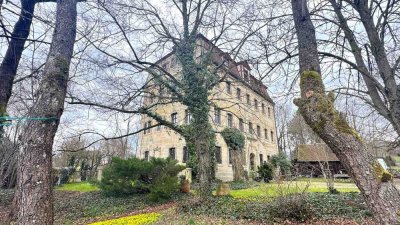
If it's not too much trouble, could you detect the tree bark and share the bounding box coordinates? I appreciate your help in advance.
[0,0,36,134]
[291,0,400,224]
[231,149,245,182]
[188,107,214,197]
[16,0,77,224]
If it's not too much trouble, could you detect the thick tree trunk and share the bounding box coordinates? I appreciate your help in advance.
[291,0,400,224]
[190,112,214,197]
[231,149,245,182]
[0,0,36,189]
[16,0,77,224]
[0,0,36,134]
[177,37,214,198]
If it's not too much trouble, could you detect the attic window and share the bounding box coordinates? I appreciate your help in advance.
[243,69,249,82]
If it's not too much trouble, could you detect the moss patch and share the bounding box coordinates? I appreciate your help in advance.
[372,160,393,182]
[298,70,362,141]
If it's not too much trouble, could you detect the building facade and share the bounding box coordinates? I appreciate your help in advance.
[137,35,279,181]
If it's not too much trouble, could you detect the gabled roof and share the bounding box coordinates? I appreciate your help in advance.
[295,144,339,162]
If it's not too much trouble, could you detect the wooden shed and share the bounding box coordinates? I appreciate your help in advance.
[293,144,346,177]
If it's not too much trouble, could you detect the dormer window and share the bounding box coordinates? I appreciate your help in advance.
[243,69,249,82]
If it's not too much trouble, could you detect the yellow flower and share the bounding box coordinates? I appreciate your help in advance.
[89,212,160,225]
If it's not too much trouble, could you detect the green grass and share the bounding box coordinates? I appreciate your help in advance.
[230,180,359,201]
[56,182,99,192]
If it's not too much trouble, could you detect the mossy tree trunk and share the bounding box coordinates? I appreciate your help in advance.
[15,0,77,224]
[231,148,245,182]
[291,0,400,224]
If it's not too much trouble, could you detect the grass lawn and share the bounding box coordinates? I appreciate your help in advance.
[55,182,99,192]
[230,180,359,201]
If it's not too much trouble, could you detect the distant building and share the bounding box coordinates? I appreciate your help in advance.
[293,144,346,176]
[136,34,279,181]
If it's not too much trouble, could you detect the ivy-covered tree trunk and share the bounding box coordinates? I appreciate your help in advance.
[291,0,400,224]
[221,128,246,182]
[176,37,215,197]
[15,0,77,224]
[231,149,245,182]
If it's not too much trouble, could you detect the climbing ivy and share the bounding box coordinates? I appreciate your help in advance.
[221,128,245,151]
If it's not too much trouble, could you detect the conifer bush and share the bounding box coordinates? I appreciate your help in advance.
[99,157,185,201]
[257,162,273,182]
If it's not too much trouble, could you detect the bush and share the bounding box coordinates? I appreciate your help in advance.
[147,158,185,201]
[257,162,273,182]
[99,157,185,201]
[270,153,292,174]
[267,194,314,222]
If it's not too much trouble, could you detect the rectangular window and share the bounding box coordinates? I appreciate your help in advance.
[262,103,265,113]
[159,86,164,98]
[236,88,241,101]
[249,122,253,134]
[226,81,231,94]
[144,151,149,161]
[254,99,258,111]
[214,107,221,124]
[270,131,274,142]
[215,146,222,164]
[239,118,244,131]
[227,113,233,128]
[144,121,152,134]
[169,148,176,160]
[257,125,261,137]
[185,109,192,124]
[259,154,264,166]
[264,129,268,140]
[246,94,250,105]
[183,146,190,163]
[268,107,271,118]
[267,155,271,161]
[243,70,249,82]
[171,113,178,125]
[229,148,233,164]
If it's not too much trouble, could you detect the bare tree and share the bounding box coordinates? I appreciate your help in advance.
[0,0,36,133]
[315,0,400,139]
[15,0,78,223]
[291,0,400,223]
[68,0,269,197]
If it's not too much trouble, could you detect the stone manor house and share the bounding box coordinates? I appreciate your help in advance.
[137,34,279,181]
